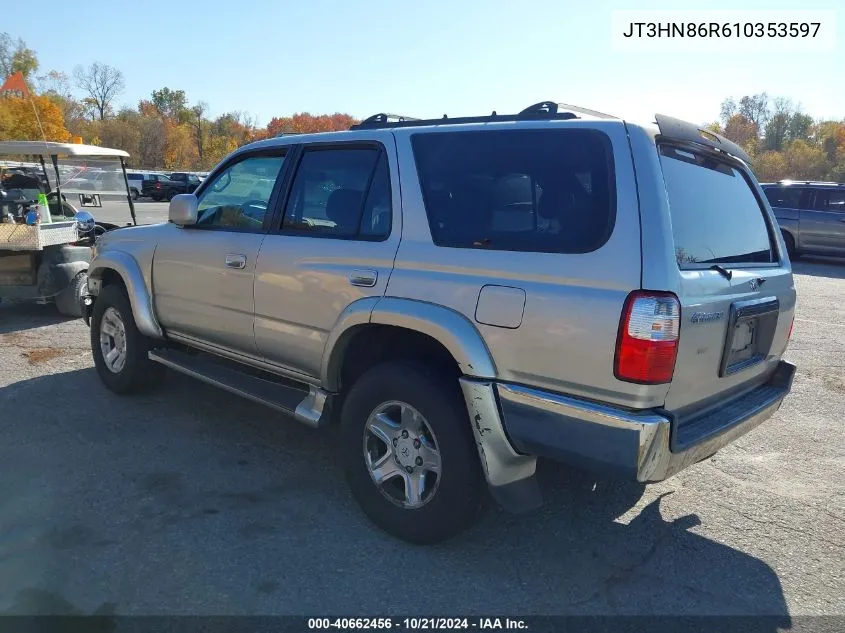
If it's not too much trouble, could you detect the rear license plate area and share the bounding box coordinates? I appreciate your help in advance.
[719,297,780,377]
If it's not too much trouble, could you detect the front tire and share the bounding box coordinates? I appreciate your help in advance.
[782,231,799,260]
[90,284,163,394]
[340,362,485,544]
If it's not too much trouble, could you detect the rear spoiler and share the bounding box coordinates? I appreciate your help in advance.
[655,113,752,166]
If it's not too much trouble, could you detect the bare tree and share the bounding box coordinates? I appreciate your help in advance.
[738,93,770,130]
[73,62,125,121]
[190,101,208,166]
[719,98,737,127]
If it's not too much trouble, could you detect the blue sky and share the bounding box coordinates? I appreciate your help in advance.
[6,0,843,126]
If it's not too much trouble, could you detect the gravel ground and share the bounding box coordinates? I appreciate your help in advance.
[0,258,843,621]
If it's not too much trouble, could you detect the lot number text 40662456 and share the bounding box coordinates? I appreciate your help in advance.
[307,618,528,630]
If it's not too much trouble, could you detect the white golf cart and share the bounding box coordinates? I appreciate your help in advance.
[0,141,137,316]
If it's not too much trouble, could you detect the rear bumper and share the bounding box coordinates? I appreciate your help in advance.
[494,360,795,483]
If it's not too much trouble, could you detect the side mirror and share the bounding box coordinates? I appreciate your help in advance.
[169,193,198,226]
[74,210,96,233]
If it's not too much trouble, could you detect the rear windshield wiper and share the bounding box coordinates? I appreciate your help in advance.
[710,264,733,280]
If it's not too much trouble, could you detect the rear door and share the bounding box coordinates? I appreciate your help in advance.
[657,144,796,415]
[801,188,845,254]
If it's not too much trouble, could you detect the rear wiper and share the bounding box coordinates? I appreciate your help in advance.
[710,264,733,281]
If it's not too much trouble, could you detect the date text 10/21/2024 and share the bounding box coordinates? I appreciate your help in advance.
[307,618,529,630]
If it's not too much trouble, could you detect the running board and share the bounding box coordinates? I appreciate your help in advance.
[148,348,332,428]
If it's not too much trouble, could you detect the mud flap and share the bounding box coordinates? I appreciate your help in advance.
[459,377,542,513]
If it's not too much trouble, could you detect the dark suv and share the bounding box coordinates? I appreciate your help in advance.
[762,181,845,258]
[167,172,202,194]
[139,173,172,200]
[142,172,202,201]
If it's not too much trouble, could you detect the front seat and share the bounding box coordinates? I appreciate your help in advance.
[325,189,364,235]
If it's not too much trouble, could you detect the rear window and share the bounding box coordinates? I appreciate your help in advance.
[659,145,775,266]
[412,129,615,253]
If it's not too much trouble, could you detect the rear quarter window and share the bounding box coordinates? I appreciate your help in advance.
[412,129,616,254]
[659,145,775,266]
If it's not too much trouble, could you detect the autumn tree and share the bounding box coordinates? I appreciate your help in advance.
[265,112,357,137]
[784,139,827,179]
[137,116,167,168]
[97,109,143,161]
[723,114,758,149]
[752,151,789,182]
[73,62,125,121]
[151,87,188,121]
[0,95,70,141]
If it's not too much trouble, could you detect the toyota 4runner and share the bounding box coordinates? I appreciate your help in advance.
[82,102,797,544]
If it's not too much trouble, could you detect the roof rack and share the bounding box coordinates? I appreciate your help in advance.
[777,179,845,186]
[349,101,616,130]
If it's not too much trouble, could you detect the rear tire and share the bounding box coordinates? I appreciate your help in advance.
[340,361,485,544]
[782,231,798,260]
[55,271,87,317]
[90,284,163,394]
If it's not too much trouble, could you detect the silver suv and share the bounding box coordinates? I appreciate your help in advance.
[82,102,797,544]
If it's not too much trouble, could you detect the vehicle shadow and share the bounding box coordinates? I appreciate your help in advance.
[0,368,791,623]
[0,302,76,335]
[792,256,845,280]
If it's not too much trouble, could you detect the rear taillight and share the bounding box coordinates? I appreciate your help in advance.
[787,316,794,340]
[155,182,161,189]
[614,291,681,384]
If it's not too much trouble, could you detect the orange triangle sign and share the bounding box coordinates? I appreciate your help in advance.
[0,72,30,97]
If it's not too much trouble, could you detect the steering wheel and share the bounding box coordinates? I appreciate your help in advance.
[46,191,78,218]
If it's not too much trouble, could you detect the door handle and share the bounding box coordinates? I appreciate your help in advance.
[225,254,247,269]
[348,269,378,287]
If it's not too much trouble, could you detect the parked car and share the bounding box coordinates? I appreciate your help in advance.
[167,172,202,194]
[762,180,845,258]
[126,173,162,199]
[82,102,796,544]
[63,169,126,193]
[140,173,177,201]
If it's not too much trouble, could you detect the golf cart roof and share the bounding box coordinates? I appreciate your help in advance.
[0,141,129,159]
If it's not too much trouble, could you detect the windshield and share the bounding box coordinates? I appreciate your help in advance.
[51,157,132,224]
[659,145,775,266]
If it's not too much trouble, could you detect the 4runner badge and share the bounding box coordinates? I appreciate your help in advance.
[690,311,724,324]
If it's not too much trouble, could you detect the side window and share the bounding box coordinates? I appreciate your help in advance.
[809,190,829,211]
[196,153,285,230]
[412,129,615,253]
[282,146,390,239]
[764,186,801,209]
[818,190,845,213]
